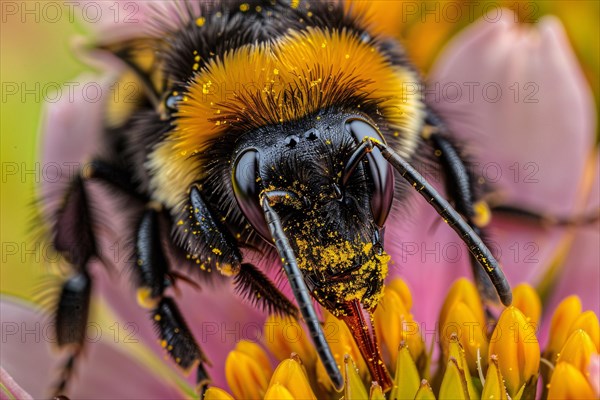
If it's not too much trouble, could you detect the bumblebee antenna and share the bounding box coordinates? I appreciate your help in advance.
[364,138,512,306]
[260,192,344,391]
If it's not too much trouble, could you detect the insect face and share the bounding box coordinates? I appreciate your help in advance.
[232,109,396,387]
[232,111,394,314]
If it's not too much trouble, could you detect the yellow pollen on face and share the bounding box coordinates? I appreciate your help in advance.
[239,3,250,12]
[195,17,206,27]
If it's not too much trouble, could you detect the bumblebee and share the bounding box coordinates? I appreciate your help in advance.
[46,0,512,395]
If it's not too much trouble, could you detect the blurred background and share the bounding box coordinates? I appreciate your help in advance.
[1,0,598,337]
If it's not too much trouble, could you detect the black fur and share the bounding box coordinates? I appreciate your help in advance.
[159,0,371,85]
[52,177,97,269]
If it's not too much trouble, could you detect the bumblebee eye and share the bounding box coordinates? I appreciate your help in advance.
[165,91,184,113]
[345,119,395,227]
[232,149,271,240]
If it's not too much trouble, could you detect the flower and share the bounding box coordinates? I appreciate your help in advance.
[197,278,600,399]
[2,3,597,399]
[3,279,599,399]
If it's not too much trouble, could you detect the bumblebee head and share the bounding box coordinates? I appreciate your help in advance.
[231,110,394,315]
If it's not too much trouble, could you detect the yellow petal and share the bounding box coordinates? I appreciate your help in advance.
[438,358,469,400]
[570,311,600,352]
[268,356,316,400]
[203,387,234,400]
[264,315,316,365]
[548,362,596,399]
[439,279,487,373]
[447,335,479,399]
[344,355,369,400]
[546,295,582,356]
[316,311,367,389]
[374,289,423,366]
[511,284,542,327]
[557,329,598,374]
[264,383,295,400]
[369,382,385,400]
[235,340,272,375]
[488,306,540,398]
[225,344,270,399]
[441,301,488,373]
[414,380,436,400]
[387,278,413,310]
[390,345,420,400]
[439,278,486,332]
[481,355,508,400]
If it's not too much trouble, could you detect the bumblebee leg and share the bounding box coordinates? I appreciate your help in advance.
[488,204,600,228]
[51,175,97,395]
[135,207,210,393]
[50,160,144,395]
[183,186,299,317]
[424,120,503,304]
[233,263,299,318]
[174,185,243,275]
[53,271,91,395]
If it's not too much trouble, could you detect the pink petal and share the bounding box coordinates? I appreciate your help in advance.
[0,297,183,399]
[72,0,154,42]
[1,367,33,400]
[539,150,600,346]
[72,1,205,43]
[427,12,595,215]
[92,263,267,389]
[386,10,596,330]
[39,73,111,204]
